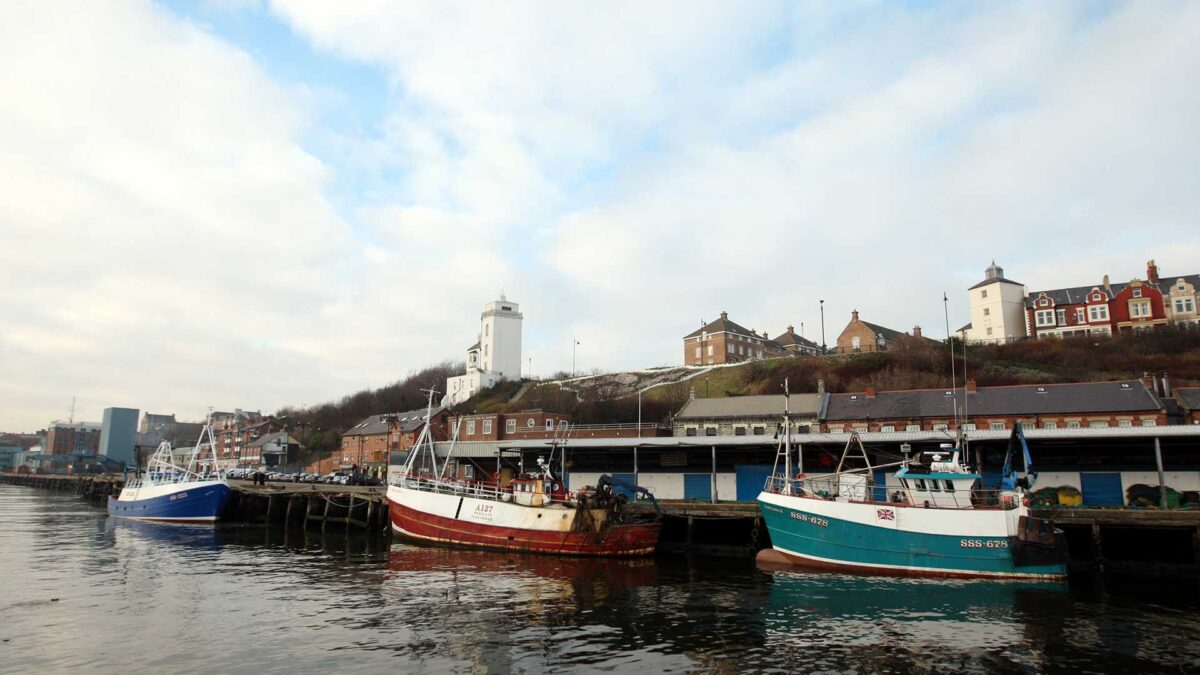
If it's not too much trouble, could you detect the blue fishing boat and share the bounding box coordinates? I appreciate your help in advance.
[758,423,1067,580]
[108,417,231,523]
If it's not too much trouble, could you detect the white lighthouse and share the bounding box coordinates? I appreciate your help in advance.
[445,294,524,405]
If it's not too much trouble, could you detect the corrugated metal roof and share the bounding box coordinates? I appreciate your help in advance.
[825,380,1162,421]
[676,394,824,419]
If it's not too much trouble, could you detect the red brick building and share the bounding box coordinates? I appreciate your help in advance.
[452,410,571,442]
[683,312,787,365]
[45,422,101,455]
[340,407,453,472]
[1026,260,1199,338]
[822,379,1166,433]
[1176,388,1200,425]
[835,310,930,355]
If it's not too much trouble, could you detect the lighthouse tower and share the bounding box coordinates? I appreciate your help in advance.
[445,294,524,405]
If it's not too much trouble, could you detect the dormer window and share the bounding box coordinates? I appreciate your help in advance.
[1039,298,1050,307]
[1133,288,1142,298]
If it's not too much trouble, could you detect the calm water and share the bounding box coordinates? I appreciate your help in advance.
[2,485,1199,674]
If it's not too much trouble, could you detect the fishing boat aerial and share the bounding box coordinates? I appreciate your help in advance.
[386,390,661,556]
[757,418,1068,580]
[107,415,232,523]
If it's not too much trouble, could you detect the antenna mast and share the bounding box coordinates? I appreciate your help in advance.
[943,293,959,435]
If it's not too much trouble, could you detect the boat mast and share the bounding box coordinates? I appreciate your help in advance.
[783,378,792,484]
[942,292,960,445]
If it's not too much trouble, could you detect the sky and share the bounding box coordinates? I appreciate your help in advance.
[2,1,1199,432]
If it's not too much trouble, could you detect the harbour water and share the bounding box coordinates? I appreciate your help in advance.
[2,484,1199,674]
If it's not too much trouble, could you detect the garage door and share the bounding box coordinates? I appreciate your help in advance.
[683,474,712,501]
[735,465,774,502]
[1081,472,1124,507]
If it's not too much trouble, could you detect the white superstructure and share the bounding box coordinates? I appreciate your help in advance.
[445,294,524,405]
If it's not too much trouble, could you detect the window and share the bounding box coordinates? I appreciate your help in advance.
[961,423,977,431]
[704,427,717,436]
[1175,297,1196,314]
[483,420,493,434]
[466,420,476,435]
[505,419,516,434]
[685,427,697,437]
[986,327,993,336]
[526,418,535,428]
[1088,420,1109,428]
[944,480,956,492]
[928,480,941,492]
[932,424,949,431]
[915,479,927,491]
[881,425,896,433]
[753,426,765,435]
[1133,288,1142,298]
[981,289,988,299]
[1056,309,1066,325]
[1066,421,1081,429]
[1088,305,1109,322]
[1076,308,1085,322]
[983,308,990,316]
[707,344,713,356]
[1130,301,1151,318]
[906,424,920,432]
[727,343,734,353]
[851,336,861,352]
[989,422,1006,430]
[694,347,700,359]
[1142,419,1158,427]
[1117,420,1132,428]
[1039,297,1050,307]
[1035,309,1055,327]
[546,419,554,430]
[1043,421,1057,430]
[734,427,746,436]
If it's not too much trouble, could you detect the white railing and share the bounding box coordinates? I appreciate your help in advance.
[763,475,1018,510]
[392,474,582,507]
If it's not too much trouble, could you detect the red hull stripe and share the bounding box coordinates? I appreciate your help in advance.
[389,500,659,557]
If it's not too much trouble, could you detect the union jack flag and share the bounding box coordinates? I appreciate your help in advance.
[876,508,895,521]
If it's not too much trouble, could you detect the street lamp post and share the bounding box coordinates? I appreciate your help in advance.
[572,339,580,377]
[819,299,826,355]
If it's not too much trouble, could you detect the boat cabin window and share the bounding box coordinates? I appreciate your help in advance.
[944,480,955,492]
[900,479,909,489]
[927,480,941,492]
[914,479,926,491]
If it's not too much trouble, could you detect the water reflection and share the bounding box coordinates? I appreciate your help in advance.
[3,485,1200,674]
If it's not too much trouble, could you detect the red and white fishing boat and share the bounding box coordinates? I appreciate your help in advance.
[386,391,661,557]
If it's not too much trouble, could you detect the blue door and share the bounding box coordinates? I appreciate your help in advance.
[683,474,712,501]
[735,465,774,502]
[610,473,636,500]
[1081,472,1124,506]
[873,469,889,502]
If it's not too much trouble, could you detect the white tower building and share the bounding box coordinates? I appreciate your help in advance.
[445,294,524,405]
[963,261,1028,343]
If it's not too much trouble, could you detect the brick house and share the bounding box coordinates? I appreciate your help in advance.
[45,422,102,455]
[682,312,786,365]
[771,325,820,356]
[822,379,1166,432]
[835,310,928,354]
[1026,260,1200,339]
[340,407,453,472]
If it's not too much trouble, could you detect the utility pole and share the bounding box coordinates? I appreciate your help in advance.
[819,300,826,355]
[572,339,580,377]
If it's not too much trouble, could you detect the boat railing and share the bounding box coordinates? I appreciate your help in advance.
[763,474,1020,510]
[392,474,579,507]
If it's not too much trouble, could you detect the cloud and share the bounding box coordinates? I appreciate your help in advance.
[3,0,1199,430]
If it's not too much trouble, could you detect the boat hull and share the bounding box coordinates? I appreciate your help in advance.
[107,481,232,523]
[758,491,1066,580]
[388,485,659,556]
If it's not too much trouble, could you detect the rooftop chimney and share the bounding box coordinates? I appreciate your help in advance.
[761,330,769,339]
[1161,372,1171,397]
[1147,259,1160,284]
[865,386,876,399]
[720,311,728,320]
[787,325,794,334]
[966,378,977,393]
[912,325,922,338]
[1142,371,1155,393]
[1102,274,1110,292]
[851,309,859,320]
[817,379,826,395]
